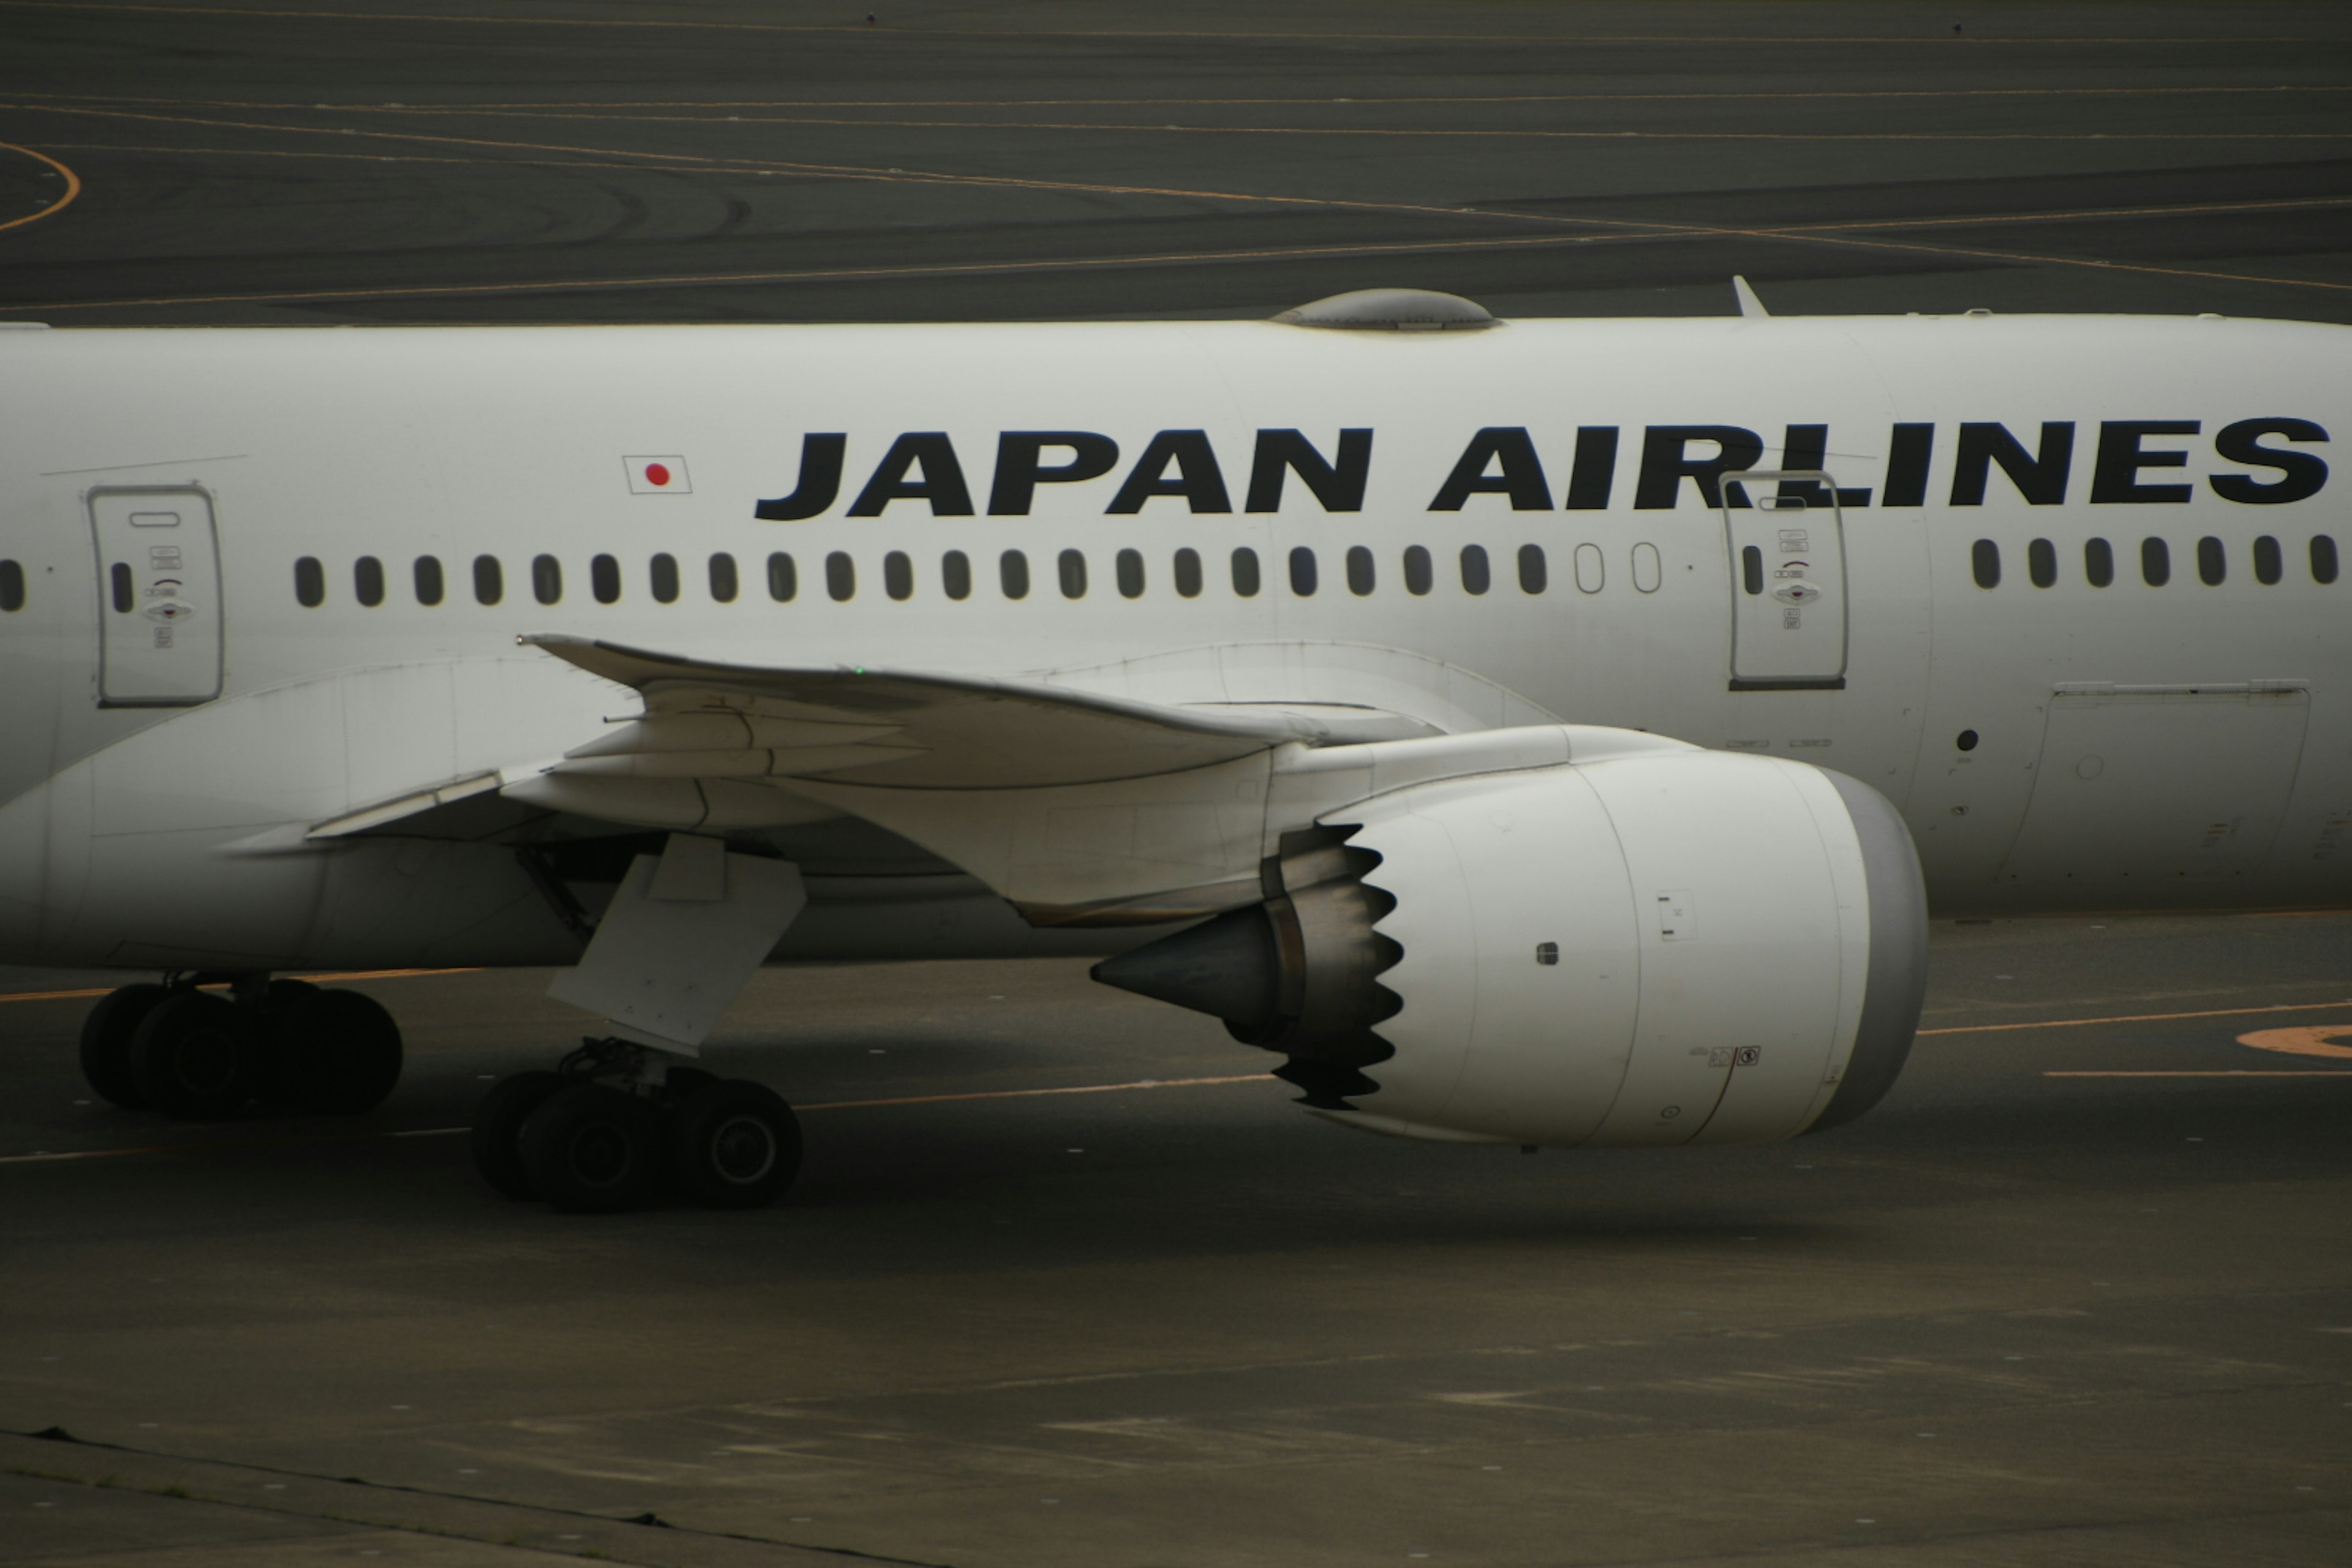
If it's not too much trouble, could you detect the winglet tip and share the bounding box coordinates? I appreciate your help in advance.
[1732,275,1770,319]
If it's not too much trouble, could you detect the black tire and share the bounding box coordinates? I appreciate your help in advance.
[471,1070,562,1200]
[128,991,257,1120]
[78,984,171,1109]
[518,1084,663,1214]
[671,1079,801,1210]
[250,979,323,1108]
[274,987,403,1114]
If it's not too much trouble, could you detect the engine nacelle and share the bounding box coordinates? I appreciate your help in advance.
[1094,747,1926,1147]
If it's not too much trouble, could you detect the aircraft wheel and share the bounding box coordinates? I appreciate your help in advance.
[128,991,257,1120]
[671,1079,801,1210]
[470,1070,562,1200]
[518,1084,663,1214]
[274,987,404,1114]
[250,979,322,1108]
[78,983,172,1109]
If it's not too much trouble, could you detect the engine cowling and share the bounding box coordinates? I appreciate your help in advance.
[1093,748,1926,1147]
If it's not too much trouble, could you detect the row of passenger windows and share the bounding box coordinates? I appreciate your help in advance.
[0,559,23,612]
[1970,533,2339,589]
[292,543,1669,608]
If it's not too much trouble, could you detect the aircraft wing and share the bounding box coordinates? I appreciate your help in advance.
[519,633,1348,790]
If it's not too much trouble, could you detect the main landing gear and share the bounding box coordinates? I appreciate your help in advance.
[471,1038,802,1214]
[78,974,403,1120]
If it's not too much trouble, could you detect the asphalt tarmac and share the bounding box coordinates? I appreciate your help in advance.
[1,2,2350,326]
[5,913,2352,1567]
[5,2,2352,1563]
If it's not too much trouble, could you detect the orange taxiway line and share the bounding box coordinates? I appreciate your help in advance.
[0,141,79,235]
[1918,999,2352,1036]
[2044,1070,2352,1078]
[0,967,481,1004]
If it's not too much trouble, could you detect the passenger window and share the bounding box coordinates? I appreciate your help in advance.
[1116,548,1145,599]
[2028,538,2056,588]
[1741,545,1763,595]
[473,554,502,606]
[1172,547,1203,598]
[413,555,444,606]
[354,555,385,607]
[1517,543,1547,594]
[650,552,679,604]
[2312,535,2339,584]
[111,562,132,612]
[1288,546,1317,597]
[2196,536,2225,587]
[295,556,325,607]
[592,554,621,603]
[884,550,914,601]
[1572,543,1602,594]
[943,549,972,601]
[532,553,562,605]
[0,559,21,612]
[1000,549,1030,600]
[1460,544,1490,595]
[1403,545,1433,596]
[1345,545,1374,596]
[709,552,739,603]
[1631,542,1662,594]
[1058,548,1088,599]
[2254,535,2283,586]
[2141,537,2170,587]
[1231,547,1261,597]
[826,551,856,601]
[1970,539,2000,589]
[766,551,797,602]
[2084,537,2114,587]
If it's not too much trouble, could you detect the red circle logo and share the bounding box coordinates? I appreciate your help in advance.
[644,462,672,487]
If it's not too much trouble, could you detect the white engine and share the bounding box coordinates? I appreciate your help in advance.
[1094,745,1927,1147]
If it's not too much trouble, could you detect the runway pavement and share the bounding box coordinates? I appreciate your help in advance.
[1,2,2350,325]
[5,2,2352,1562]
[4,912,2352,1566]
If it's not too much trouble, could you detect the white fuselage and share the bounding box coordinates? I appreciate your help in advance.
[1,312,2345,971]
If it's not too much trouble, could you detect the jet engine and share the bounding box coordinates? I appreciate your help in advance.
[1094,747,1926,1146]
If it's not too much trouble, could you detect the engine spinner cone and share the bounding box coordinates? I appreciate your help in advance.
[1090,905,1279,1028]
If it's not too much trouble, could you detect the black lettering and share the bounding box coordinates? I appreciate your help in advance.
[1430,427,1552,511]
[2210,417,2329,505]
[987,431,1118,515]
[1563,426,1618,510]
[1776,424,1872,508]
[1107,430,1232,513]
[2090,420,2198,503]
[1634,425,1764,509]
[1950,422,2074,507]
[846,432,974,517]
[755,433,848,520]
[1883,423,1934,507]
[1245,428,1371,512]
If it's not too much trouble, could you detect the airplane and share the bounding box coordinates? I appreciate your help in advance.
[0,283,2341,1212]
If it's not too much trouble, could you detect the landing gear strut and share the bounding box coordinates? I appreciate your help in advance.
[76,974,404,1120]
[472,1039,802,1213]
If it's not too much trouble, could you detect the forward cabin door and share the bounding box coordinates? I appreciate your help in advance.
[1723,469,1848,691]
[90,486,224,707]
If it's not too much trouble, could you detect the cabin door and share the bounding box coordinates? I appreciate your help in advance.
[1723,470,1848,691]
[90,486,224,707]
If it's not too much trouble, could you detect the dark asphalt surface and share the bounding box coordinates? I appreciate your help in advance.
[4,914,2352,1566]
[5,3,2352,1563]
[1,2,2349,325]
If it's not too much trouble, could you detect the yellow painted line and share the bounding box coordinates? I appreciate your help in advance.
[26,85,2352,111]
[0,141,78,235]
[2045,1071,2352,1078]
[799,1072,1276,1111]
[0,3,2329,46]
[0,1074,1278,1166]
[2237,1026,2352,1060]
[0,967,481,1003]
[1918,1000,2352,1036]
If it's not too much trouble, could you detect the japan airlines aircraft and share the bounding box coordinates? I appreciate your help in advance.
[1,286,2343,1211]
